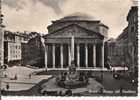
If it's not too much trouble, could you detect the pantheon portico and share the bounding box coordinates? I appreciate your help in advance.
[43,13,108,70]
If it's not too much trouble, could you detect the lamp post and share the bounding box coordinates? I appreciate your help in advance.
[0,0,2,97]
[0,63,2,97]
[0,0,6,97]
[0,0,5,65]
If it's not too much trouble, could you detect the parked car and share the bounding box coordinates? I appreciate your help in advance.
[0,64,8,69]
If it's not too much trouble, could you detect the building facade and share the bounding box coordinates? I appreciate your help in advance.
[44,13,109,70]
[0,26,4,65]
[4,31,29,65]
[21,32,45,68]
[0,2,4,65]
[106,38,116,66]
[126,6,138,72]
[115,27,129,66]
[110,6,138,72]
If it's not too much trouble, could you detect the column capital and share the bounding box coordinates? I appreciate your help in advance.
[93,43,96,46]
[52,43,56,46]
[60,43,63,46]
[85,43,88,46]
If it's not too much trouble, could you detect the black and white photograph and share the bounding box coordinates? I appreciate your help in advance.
[0,0,139,98]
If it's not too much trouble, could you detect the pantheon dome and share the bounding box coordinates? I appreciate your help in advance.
[59,12,95,21]
[47,12,108,38]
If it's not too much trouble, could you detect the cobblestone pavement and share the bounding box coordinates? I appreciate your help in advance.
[1,69,137,96]
[41,77,103,94]
[1,66,52,91]
[101,72,137,91]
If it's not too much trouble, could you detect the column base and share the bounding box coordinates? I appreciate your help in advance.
[46,67,108,71]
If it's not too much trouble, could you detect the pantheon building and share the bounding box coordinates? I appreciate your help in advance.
[43,13,109,70]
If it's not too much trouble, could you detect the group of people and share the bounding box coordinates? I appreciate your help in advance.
[60,72,67,81]
[58,89,72,96]
[59,72,89,82]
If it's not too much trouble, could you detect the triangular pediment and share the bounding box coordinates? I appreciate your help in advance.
[45,24,104,39]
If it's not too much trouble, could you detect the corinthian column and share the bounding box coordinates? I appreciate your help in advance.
[45,45,48,69]
[52,44,55,68]
[60,44,63,68]
[68,45,71,66]
[85,44,88,68]
[71,35,74,62]
[93,44,96,68]
[77,44,80,67]
[102,42,104,68]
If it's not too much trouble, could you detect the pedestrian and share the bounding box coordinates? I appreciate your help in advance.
[113,69,115,74]
[4,74,7,78]
[101,72,104,83]
[6,83,9,90]
[113,89,115,94]
[14,74,17,80]
[99,87,104,94]
[59,91,63,96]
[29,74,31,79]
[120,87,123,96]
[65,89,72,96]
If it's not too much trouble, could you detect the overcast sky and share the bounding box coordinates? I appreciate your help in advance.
[2,0,137,38]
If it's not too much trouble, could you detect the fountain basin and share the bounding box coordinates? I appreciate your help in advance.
[55,72,89,89]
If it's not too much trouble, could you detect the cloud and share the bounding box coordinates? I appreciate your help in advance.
[2,0,66,14]
[2,0,134,38]
[62,0,133,38]
[2,0,60,33]
[34,0,66,15]
[2,0,26,11]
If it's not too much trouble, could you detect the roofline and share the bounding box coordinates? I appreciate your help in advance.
[116,30,128,40]
[48,20,108,30]
[44,23,104,38]
[127,6,138,21]
[52,20,101,24]
[4,30,29,38]
[99,23,109,29]
[48,20,107,30]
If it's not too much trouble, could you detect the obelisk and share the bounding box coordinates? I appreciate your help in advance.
[69,35,76,73]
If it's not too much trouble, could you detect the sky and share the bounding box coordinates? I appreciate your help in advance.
[1,0,137,38]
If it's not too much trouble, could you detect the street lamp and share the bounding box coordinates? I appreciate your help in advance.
[0,0,6,97]
[0,0,5,66]
[0,63,6,96]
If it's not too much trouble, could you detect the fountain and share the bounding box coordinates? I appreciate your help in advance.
[55,35,89,89]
